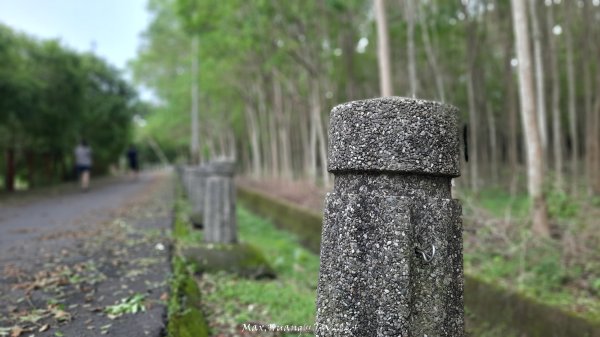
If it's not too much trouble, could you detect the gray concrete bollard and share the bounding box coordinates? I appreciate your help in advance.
[316,97,463,337]
[182,166,194,197]
[202,160,237,244]
[188,165,208,224]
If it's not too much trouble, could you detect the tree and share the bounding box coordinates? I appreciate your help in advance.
[374,0,393,96]
[510,0,550,236]
[404,0,418,97]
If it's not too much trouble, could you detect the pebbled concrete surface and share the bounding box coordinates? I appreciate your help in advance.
[0,171,173,337]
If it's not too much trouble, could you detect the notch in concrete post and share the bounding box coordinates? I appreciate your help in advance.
[316,97,463,336]
[202,160,237,244]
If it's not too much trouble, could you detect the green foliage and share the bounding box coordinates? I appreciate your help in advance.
[104,293,147,317]
[546,189,580,219]
[473,188,531,219]
[0,23,139,188]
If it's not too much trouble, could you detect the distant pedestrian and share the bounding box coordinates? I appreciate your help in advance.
[75,140,92,190]
[127,145,139,179]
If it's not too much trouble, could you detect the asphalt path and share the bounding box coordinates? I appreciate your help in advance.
[0,171,173,337]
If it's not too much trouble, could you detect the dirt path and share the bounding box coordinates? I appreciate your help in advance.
[0,171,173,337]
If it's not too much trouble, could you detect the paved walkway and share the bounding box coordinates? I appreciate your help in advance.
[0,171,173,337]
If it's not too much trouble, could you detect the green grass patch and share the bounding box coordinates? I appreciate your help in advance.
[463,187,531,219]
[198,206,319,334]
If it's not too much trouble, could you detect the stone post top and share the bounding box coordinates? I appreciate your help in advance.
[328,96,461,177]
[194,160,235,176]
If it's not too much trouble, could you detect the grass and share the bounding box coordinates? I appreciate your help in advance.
[460,186,600,322]
[197,206,319,335]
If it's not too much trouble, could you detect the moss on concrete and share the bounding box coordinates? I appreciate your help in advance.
[183,242,276,279]
[167,256,209,337]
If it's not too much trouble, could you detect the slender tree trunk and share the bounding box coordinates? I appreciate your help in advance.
[26,150,35,188]
[5,147,15,192]
[308,79,329,186]
[244,105,261,178]
[528,0,548,154]
[268,98,279,178]
[592,62,600,194]
[547,2,563,190]
[565,1,578,193]
[273,75,292,179]
[583,1,595,195]
[417,2,444,101]
[374,0,393,96]
[486,102,499,185]
[190,36,200,164]
[511,0,550,237]
[299,91,312,180]
[405,0,418,97]
[465,16,479,192]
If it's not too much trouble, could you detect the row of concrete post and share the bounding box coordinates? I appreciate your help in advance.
[178,160,237,244]
[177,97,464,336]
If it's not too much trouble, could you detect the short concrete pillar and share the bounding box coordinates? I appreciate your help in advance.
[316,97,463,336]
[188,165,208,222]
[202,160,237,244]
[182,166,194,197]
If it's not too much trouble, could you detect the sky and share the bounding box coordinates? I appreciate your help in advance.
[0,0,151,72]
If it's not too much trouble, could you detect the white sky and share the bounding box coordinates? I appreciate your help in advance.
[0,0,150,72]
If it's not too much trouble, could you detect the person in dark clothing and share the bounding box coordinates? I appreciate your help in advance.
[75,140,92,190]
[127,145,139,178]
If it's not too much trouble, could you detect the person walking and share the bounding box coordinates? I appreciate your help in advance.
[75,140,92,190]
[127,144,139,179]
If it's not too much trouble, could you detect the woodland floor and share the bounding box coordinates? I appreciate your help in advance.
[0,171,173,337]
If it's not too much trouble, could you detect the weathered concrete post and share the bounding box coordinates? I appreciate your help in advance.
[202,160,237,244]
[316,97,463,336]
[182,166,194,197]
[188,165,208,226]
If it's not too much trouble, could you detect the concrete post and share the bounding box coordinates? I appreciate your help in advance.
[202,160,237,244]
[181,166,194,197]
[188,165,208,223]
[316,97,463,336]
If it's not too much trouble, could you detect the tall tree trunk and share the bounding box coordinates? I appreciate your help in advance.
[592,56,600,194]
[256,84,272,177]
[374,0,393,96]
[465,13,479,192]
[268,98,279,178]
[190,36,200,164]
[417,1,444,101]
[565,1,578,193]
[244,104,261,178]
[486,102,499,185]
[583,0,595,195]
[405,0,418,97]
[308,79,329,186]
[5,147,15,192]
[528,0,548,154]
[547,2,563,190]
[273,74,292,179]
[511,0,550,236]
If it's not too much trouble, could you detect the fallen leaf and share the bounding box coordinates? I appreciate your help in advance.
[10,326,23,337]
[39,324,50,332]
